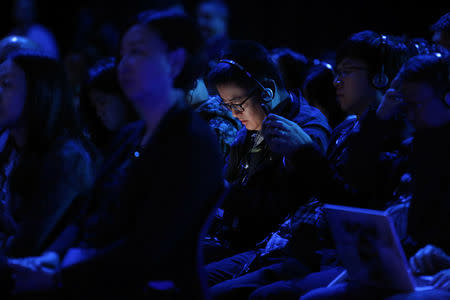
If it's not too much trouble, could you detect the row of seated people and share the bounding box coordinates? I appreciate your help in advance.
[0,7,448,300]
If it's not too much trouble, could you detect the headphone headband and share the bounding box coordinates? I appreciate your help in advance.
[219,59,274,102]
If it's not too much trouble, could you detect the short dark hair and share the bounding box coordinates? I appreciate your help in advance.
[270,47,311,91]
[196,0,229,19]
[336,30,410,89]
[131,9,207,91]
[207,40,285,92]
[394,53,449,94]
[430,12,450,33]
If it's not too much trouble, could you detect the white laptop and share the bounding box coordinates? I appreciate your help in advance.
[323,204,433,292]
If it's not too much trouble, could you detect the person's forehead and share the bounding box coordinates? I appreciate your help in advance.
[217,83,250,102]
[336,57,367,69]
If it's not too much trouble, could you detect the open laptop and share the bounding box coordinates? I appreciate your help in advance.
[323,204,433,292]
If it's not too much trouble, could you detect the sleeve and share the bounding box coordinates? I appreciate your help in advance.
[337,109,408,209]
[5,140,94,257]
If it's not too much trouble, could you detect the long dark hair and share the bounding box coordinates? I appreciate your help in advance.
[4,50,94,205]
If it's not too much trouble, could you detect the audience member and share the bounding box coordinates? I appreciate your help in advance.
[10,0,60,59]
[430,12,450,50]
[301,52,450,300]
[79,57,138,154]
[302,63,347,128]
[270,47,312,92]
[0,50,97,258]
[8,9,223,299]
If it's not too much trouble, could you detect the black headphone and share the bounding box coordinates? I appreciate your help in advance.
[219,59,274,102]
[372,34,390,90]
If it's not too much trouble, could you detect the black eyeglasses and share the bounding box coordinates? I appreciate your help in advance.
[220,87,258,112]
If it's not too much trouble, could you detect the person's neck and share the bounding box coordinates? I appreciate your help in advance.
[10,125,26,150]
[137,88,183,146]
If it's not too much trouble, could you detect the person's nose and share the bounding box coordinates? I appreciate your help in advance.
[333,74,343,88]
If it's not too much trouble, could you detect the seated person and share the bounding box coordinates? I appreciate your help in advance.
[202,40,331,263]
[79,57,138,155]
[301,53,450,300]
[6,9,224,299]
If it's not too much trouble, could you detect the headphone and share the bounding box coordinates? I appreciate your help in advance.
[372,34,390,90]
[219,59,274,103]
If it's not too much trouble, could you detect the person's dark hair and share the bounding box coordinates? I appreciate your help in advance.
[336,30,410,91]
[79,57,138,149]
[270,47,311,91]
[196,0,229,19]
[406,37,449,57]
[394,53,449,95]
[0,35,41,61]
[3,50,84,154]
[302,64,346,128]
[430,12,450,33]
[2,49,94,205]
[123,9,207,92]
[207,40,285,93]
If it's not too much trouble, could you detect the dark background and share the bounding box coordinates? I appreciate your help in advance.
[0,0,448,61]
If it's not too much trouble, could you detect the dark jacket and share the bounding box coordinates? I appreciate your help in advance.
[2,138,96,257]
[405,123,450,255]
[58,102,224,297]
[218,91,331,253]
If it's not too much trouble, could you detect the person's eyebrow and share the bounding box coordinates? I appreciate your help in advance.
[221,95,246,103]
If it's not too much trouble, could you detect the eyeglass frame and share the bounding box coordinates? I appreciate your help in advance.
[219,86,259,112]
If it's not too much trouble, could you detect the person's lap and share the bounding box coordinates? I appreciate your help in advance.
[249,267,345,300]
[210,257,312,300]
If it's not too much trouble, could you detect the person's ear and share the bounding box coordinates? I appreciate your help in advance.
[167,48,187,79]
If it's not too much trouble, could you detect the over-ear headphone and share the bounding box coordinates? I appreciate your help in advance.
[372,34,390,90]
[219,59,274,103]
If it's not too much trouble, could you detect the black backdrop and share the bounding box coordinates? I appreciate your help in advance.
[0,0,448,61]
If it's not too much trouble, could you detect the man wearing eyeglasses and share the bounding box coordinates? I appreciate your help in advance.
[201,40,331,295]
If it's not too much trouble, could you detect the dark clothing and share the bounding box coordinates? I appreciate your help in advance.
[214,91,331,256]
[56,103,224,298]
[1,138,96,257]
[46,120,146,257]
[326,109,412,210]
[405,123,450,254]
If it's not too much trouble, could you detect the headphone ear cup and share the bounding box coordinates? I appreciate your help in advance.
[262,88,274,102]
[444,91,450,107]
[372,73,389,89]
